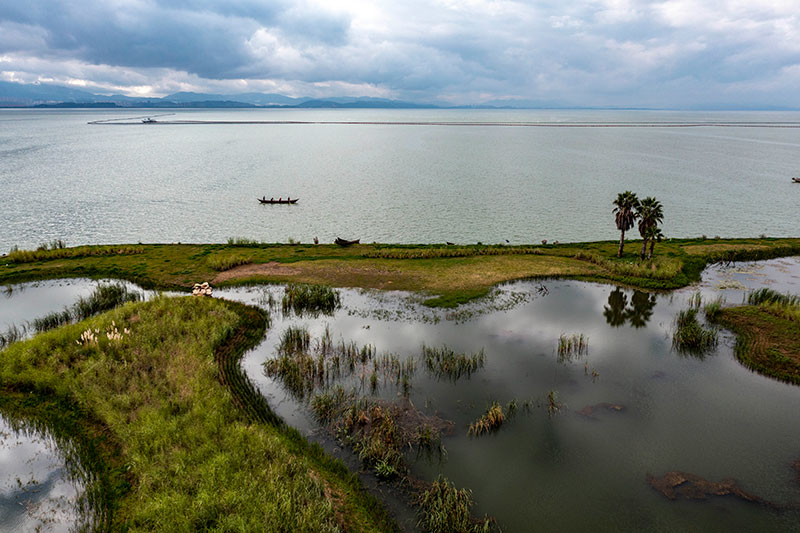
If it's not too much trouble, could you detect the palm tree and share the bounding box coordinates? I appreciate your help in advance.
[644,226,664,259]
[612,191,640,257]
[636,197,664,259]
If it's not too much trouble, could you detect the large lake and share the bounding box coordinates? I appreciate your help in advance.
[2,108,800,252]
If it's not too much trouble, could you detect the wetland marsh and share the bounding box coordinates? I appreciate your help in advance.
[1,257,799,531]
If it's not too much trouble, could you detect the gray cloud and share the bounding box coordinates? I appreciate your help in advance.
[1,1,799,106]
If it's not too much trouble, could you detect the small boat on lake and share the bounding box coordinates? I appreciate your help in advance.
[142,117,157,124]
[793,177,800,183]
[334,237,360,246]
[258,197,299,204]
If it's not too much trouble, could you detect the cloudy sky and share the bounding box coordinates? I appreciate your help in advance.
[1,0,798,107]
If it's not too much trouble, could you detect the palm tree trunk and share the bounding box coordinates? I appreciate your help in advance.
[618,230,625,257]
[640,239,647,260]
[648,240,655,259]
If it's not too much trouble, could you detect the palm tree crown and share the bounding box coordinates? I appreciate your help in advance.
[636,197,664,259]
[612,191,640,257]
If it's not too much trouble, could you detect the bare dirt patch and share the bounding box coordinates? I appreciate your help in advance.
[212,262,300,283]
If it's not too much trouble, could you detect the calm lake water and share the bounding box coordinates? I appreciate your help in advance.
[2,108,800,252]
[1,260,800,531]
[216,257,800,532]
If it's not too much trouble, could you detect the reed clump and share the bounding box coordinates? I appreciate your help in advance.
[282,283,341,317]
[416,475,495,533]
[672,308,718,355]
[266,326,395,398]
[557,333,588,361]
[468,401,505,437]
[206,253,253,271]
[5,244,144,263]
[310,389,445,479]
[422,344,485,381]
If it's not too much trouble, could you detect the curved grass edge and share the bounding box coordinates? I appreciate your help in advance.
[713,306,800,386]
[0,297,398,531]
[213,299,399,530]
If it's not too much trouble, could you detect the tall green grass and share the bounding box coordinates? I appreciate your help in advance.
[416,476,495,533]
[672,308,718,355]
[4,244,144,263]
[282,283,341,317]
[747,288,800,322]
[573,250,682,280]
[0,297,390,530]
[206,253,253,271]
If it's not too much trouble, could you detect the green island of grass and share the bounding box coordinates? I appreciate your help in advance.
[0,296,395,531]
[3,237,800,307]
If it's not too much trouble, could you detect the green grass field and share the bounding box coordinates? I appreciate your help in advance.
[0,296,395,531]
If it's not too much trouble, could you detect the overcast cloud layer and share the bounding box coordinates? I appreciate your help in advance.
[1,0,799,107]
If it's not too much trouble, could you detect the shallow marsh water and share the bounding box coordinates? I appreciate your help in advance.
[0,416,89,532]
[1,262,799,531]
[218,257,800,531]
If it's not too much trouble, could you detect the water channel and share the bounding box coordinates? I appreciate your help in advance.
[1,260,799,531]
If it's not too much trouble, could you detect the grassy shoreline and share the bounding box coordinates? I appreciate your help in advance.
[0,296,396,531]
[3,237,800,307]
[714,304,800,386]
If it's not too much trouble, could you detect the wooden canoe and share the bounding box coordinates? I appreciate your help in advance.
[258,198,299,204]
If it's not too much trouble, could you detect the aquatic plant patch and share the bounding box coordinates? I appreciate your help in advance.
[422,344,486,382]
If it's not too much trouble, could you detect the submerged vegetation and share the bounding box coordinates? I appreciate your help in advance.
[0,297,394,531]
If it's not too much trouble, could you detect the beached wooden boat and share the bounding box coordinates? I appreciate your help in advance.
[258,197,299,204]
[334,237,360,246]
[793,177,800,183]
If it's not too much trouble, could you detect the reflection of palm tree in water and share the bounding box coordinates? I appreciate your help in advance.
[604,288,628,327]
[628,290,656,328]
[603,288,656,328]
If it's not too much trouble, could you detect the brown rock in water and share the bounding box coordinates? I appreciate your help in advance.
[576,402,626,419]
[646,471,775,508]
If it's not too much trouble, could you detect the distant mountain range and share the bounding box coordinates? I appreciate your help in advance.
[0,81,464,109]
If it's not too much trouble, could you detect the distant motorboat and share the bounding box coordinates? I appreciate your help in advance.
[258,197,299,204]
[142,117,157,124]
[793,177,800,183]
